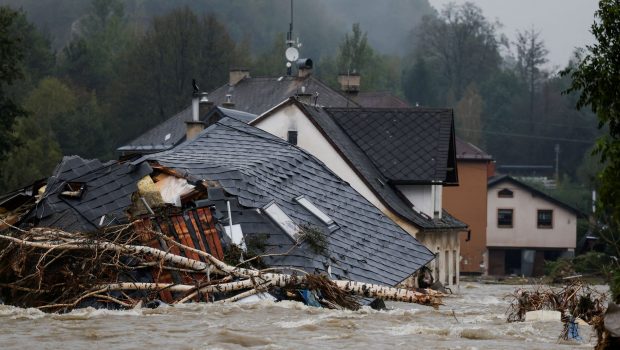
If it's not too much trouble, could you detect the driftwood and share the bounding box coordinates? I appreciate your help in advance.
[505,281,608,347]
[0,224,443,312]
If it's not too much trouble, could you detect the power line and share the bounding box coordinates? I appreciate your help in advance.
[481,115,598,130]
[459,128,596,144]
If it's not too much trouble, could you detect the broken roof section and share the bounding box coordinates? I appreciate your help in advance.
[118,106,257,156]
[142,117,434,286]
[25,156,152,232]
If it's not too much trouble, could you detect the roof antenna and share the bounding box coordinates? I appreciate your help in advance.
[284,0,300,76]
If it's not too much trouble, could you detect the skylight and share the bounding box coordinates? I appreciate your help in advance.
[294,195,334,225]
[263,201,300,240]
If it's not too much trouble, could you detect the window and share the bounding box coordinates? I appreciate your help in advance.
[537,209,553,228]
[497,209,513,228]
[498,188,513,198]
[263,201,300,240]
[287,130,298,145]
[294,195,334,225]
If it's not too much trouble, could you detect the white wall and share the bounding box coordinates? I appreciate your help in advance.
[397,184,442,219]
[487,181,576,249]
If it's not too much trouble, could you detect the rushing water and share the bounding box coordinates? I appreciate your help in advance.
[0,283,600,349]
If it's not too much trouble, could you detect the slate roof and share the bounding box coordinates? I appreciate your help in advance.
[325,107,458,184]
[287,101,466,231]
[25,156,152,232]
[117,107,257,155]
[488,175,583,216]
[207,75,359,114]
[141,117,435,286]
[455,138,493,161]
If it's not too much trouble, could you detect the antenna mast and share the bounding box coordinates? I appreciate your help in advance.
[286,0,294,76]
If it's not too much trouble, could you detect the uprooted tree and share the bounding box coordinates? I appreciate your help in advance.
[0,222,443,312]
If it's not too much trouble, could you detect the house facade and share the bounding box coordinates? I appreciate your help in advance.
[443,139,494,275]
[252,98,467,287]
[486,175,579,276]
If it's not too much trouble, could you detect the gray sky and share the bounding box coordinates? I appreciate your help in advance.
[428,0,598,70]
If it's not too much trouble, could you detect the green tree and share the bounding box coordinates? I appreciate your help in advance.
[564,0,620,301]
[109,8,241,144]
[0,7,28,161]
[60,0,129,93]
[402,55,438,106]
[514,28,549,123]
[413,2,503,104]
[337,23,372,74]
[565,0,620,219]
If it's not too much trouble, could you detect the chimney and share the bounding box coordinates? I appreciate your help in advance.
[296,58,313,78]
[337,73,361,94]
[294,85,313,105]
[229,68,250,86]
[199,94,213,117]
[185,120,205,141]
[222,94,235,108]
[187,91,208,141]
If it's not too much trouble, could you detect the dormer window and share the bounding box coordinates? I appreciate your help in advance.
[498,188,513,198]
[287,130,298,145]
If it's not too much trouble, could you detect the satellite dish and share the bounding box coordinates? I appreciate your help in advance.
[285,47,299,62]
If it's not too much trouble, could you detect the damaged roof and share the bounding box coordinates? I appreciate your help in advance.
[142,117,434,286]
[117,107,257,155]
[25,156,152,232]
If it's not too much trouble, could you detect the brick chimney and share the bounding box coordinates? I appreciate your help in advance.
[337,73,361,94]
[229,68,250,86]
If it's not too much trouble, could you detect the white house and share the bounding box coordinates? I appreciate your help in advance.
[251,97,468,287]
[486,175,580,276]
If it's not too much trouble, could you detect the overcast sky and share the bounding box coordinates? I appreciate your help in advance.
[428,0,598,70]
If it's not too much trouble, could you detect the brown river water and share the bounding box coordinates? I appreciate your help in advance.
[0,283,601,349]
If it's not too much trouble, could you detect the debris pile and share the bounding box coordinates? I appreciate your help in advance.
[0,221,443,312]
[506,281,611,347]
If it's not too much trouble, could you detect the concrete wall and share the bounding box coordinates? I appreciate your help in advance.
[397,184,442,219]
[487,180,577,249]
[443,160,490,274]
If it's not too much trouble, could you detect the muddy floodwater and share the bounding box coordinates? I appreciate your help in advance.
[0,283,602,349]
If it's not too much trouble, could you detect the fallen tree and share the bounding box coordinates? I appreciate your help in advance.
[0,223,443,312]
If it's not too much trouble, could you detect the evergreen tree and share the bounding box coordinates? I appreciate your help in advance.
[0,7,27,161]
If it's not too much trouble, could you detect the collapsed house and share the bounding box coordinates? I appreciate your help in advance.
[0,117,439,310]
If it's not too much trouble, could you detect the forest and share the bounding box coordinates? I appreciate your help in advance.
[0,0,601,212]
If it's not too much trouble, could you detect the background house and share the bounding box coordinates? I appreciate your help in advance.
[486,175,580,276]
